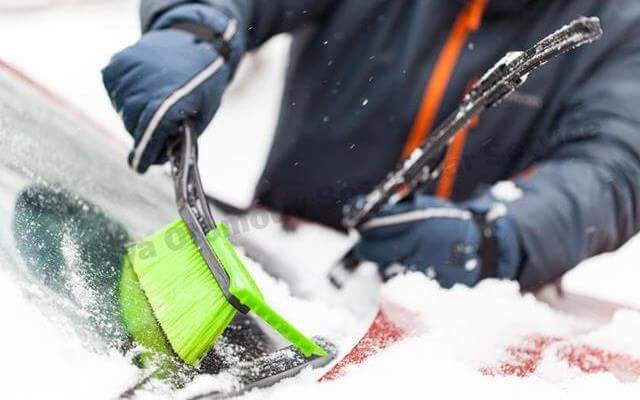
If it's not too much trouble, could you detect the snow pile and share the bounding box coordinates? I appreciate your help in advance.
[564,234,640,309]
[0,269,138,399]
[192,273,640,400]
[5,248,639,400]
[381,276,585,367]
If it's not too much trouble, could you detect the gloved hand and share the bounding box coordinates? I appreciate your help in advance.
[102,4,245,173]
[354,194,522,288]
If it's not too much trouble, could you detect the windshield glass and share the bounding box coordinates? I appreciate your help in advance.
[0,65,177,347]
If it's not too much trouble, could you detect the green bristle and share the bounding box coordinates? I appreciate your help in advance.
[118,254,173,357]
[125,220,236,365]
[122,219,327,366]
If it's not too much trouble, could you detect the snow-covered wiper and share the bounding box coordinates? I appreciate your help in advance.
[331,17,603,289]
[342,17,603,230]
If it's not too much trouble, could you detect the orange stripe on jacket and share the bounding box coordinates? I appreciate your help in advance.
[435,115,479,198]
[401,0,488,159]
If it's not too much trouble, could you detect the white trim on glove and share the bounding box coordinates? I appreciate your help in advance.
[361,208,472,230]
[131,19,238,171]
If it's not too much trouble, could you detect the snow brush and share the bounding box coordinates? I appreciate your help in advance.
[119,122,326,366]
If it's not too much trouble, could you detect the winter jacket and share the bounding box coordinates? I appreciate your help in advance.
[140,0,640,290]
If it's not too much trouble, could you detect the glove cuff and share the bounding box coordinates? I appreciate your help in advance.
[473,211,499,280]
[493,212,522,280]
[466,198,522,281]
[151,4,245,67]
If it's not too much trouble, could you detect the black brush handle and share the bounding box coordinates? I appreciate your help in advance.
[169,120,250,314]
[170,121,216,232]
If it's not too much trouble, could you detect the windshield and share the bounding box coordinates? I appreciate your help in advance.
[0,64,178,347]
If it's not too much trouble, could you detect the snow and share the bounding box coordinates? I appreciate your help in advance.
[0,1,639,399]
[0,269,137,399]
[178,274,640,400]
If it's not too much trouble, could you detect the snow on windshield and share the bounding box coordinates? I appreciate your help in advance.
[0,66,178,397]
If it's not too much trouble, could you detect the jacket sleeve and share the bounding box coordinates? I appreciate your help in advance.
[506,23,640,291]
[140,0,337,49]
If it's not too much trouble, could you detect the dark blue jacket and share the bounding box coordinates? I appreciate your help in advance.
[141,0,640,290]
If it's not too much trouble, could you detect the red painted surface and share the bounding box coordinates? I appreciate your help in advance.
[320,309,406,381]
[0,58,126,147]
[482,335,640,382]
[558,344,640,383]
[323,317,640,383]
[480,335,561,377]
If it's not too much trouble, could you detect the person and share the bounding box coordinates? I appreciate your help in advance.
[102,0,640,291]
